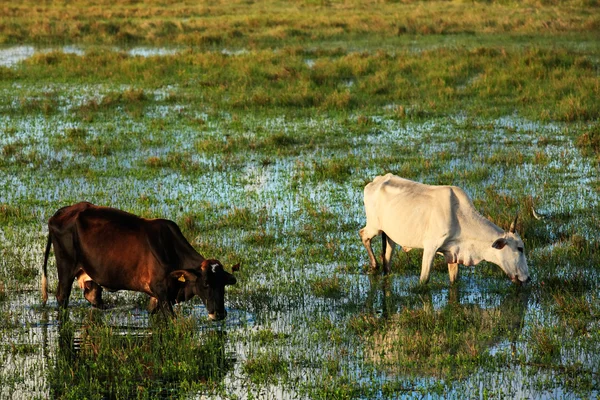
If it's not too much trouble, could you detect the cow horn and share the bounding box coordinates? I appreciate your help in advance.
[509,213,518,233]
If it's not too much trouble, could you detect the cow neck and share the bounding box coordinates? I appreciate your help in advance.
[459,207,505,243]
[476,219,510,266]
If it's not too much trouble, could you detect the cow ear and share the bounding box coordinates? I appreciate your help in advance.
[492,238,508,250]
[169,270,198,285]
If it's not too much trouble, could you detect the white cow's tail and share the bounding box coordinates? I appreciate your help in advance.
[41,234,52,306]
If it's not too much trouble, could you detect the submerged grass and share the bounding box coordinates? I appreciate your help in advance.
[50,315,232,399]
[243,351,289,384]
[360,289,527,380]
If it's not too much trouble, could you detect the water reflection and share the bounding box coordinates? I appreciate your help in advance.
[46,310,235,399]
[362,277,530,379]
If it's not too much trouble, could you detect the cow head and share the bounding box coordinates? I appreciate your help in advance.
[169,259,238,320]
[491,215,530,284]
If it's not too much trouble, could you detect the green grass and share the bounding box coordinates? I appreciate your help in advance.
[3,46,598,124]
[309,275,346,299]
[49,316,232,398]
[243,351,289,384]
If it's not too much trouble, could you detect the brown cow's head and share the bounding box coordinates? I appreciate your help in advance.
[169,259,238,321]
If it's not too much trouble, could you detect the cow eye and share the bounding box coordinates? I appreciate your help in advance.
[518,247,524,253]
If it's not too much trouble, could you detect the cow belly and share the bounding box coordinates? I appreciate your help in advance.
[78,270,125,292]
[93,267,150,293]
[77,238,156,294]
[378,195,452,250]
[379,210,430,249]
[76,270,118,291]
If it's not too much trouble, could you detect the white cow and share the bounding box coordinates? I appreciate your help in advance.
[359,174,530,284]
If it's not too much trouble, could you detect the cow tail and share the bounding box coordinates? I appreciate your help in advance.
[41,233,51,306]
[381,231,387,260]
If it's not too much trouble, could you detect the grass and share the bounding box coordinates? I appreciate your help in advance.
[243,352,289,384]
[49,316,233,398]
[0,0,599,398]
[3,46,598,124]
[0,0,598,47]
[576,122,600,158]
[358,291,520,378]
[309,275,346,299]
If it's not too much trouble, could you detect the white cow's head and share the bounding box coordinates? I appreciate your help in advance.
[491,215,530,284]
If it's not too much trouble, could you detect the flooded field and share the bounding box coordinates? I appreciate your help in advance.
[1,78,598,397]
[0,1,599,396]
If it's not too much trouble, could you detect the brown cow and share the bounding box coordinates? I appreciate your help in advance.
[41,202,238,320]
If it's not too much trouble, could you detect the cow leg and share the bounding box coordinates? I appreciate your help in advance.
[56,267,75,308]
[147,297,159,313]
[54,252,77,308]
[419,246,437,284]
[77,271,105,308]
[448,263,459,284]
[83,281,105,308]
[157,299,174,318]
[359,227,380,270]
[382,233,396,275]
[448,285,460,305]
[148,298,173,318]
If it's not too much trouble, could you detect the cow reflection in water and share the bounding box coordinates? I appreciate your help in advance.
[362,276,530,379]
[52,312,235,398]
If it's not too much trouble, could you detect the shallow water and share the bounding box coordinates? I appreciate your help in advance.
[0,46,35,67]
[0,81,598,397]
[0,45,184,68]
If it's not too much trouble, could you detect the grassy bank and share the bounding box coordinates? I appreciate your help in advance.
[1,0,598,47]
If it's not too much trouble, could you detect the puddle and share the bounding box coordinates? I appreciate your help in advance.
[0,46,183,68]
[221,48,249,56]
[126,47,181,57]
[0,46,87,68]
[0,46,35,67]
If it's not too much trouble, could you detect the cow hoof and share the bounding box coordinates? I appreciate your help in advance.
[208,312,226,321]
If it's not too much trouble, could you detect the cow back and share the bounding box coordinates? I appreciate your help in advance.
[145,219,205,273]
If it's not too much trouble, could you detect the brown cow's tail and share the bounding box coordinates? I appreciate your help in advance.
[41,233,52,306]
